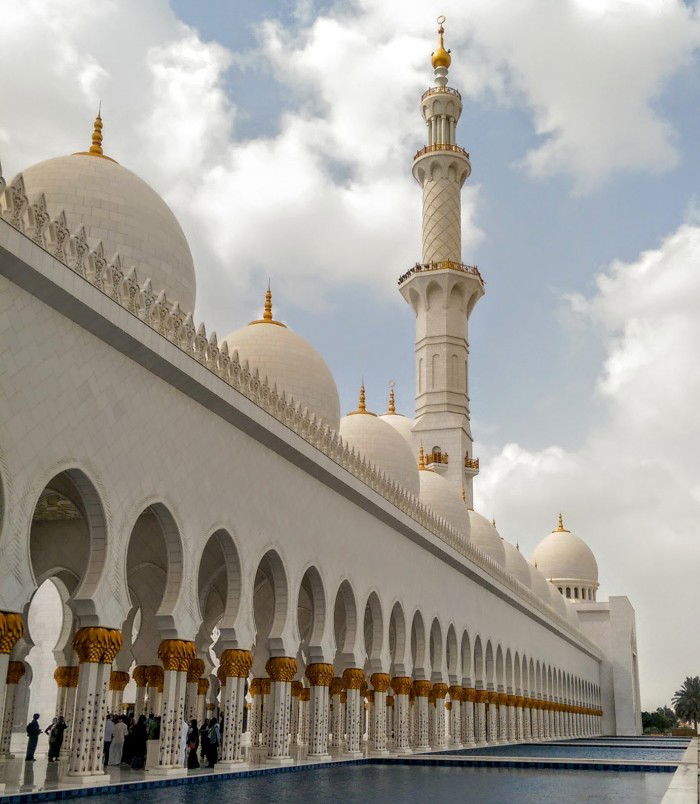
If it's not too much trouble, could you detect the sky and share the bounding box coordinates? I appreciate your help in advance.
[1,0,699,709]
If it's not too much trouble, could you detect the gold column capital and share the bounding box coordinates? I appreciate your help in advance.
[449,685,463,701]
[342,667,365,690]
[299,687,310,702]
[261,678,272,695]
[6,660,25,684]
[329,676,344,696]
[132,665,148,688]
[108,670,130,691]
[432,682,448,699]
[370,672,391,692]
[54,665,75,688]
[391,676,413,696]
[187,657,206,683]
[0,612,24,655]
[306,662,334,687]
[197,677,210,696]
[412,680,432,698]
[265,656,297,683]
[157,639,196,672]
[386,695,395,706]
[145,664,164,691]
[291,680,303,697]
[73,627,123,664]
[220,649,253,679]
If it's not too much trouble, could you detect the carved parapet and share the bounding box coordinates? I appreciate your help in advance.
[342,668,365,691]
[391,676,412,696]
[109,670,130,692]
[412,680,432,698]
[132,665,148,688]
[370,673,391,693]
[0,611,25,654]
[73,627,122,664]
[265,656,297,683]
[157,639,196,672]
[219,649,253,679]
[6,661,25,684]
[306,663,334,687]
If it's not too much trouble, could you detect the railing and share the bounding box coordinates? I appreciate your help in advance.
[426,451,448,465]
[421,85,462,102]
[398,261,484,286]
[414,143,469,160]
[464,457,480,471]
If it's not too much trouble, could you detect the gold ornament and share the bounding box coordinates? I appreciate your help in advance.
[432,683,448,699]
[412,680,432,698]
[306,663,334,687]
[187,657,206,683]
[261,678,271,695]
[73,627,123,664]
[265,656,297,683]
[108,670,130,691]
[300,687,310,702]
[291,680,303,697]
[132,665,148,688]
[431,16,452,70]
[145,665,164,690]
[219,649,253,679]
[449,685,463,702]
[157,639,196,672]
[370,673,391,693]
[0,612,25,655]
[53,666,74,688]
[342,668,365,690]
[6,661,25,684]
[329,677,344,696]
[197,678,210,696]
[391,676,412,696]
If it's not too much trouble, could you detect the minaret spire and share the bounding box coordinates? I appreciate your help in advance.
[398,19,485,505]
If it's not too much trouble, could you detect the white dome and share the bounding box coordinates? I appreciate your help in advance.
[502,540,532,590]
[221,298,340,432]
[531,517,598,584]
[419,470,469,541]
[468,510,506,568]
[378,412,415,448]
[340,412,419,497]
[528,562,553,605]
[18,147,196,311]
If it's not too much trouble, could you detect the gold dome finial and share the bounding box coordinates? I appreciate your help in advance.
[348,381,376,416]
[555,513,569,533]
[387,380,396,414]
[74,105,117,162]
[431,15,451,69]
[250,282,287,327]
[418,445,426,470]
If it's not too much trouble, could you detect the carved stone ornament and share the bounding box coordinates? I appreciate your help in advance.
[306,663,334,687]
[157,639,196,672]
[0,612,25,654]
[342,668,365,690]
[72,627,123,664]
[265,656,297,683]
[6,661,26,684]
[391,676,412,696]
[219,649,253,679]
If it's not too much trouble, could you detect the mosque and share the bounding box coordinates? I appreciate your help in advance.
[0,19,641,786]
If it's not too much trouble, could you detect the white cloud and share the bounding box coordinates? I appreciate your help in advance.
[476,220,700,707]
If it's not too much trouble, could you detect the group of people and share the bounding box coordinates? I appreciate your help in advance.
[103,714,151,769]
[24,713,68,762]
[184,716,221,769]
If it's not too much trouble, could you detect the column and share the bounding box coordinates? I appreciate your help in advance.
[486,692,498,744]
[536,700,544,741]
[342,668,364,756]
[0,662,25,757]
[474,690,487,744]
[218,648,252,768]
[306,663,333,760]
[523,699,533,741]
[196,678,209,725]
[514,696,524,742]
[542,700,551,740]
[265,657,296,764]
[386,695,395,749]
[109,671,130,714]
[329,677,344,752]
[369,673,390,755]
[391,676,412,754]
[290,680,302,747]
[461,688,475,747]
[145,665,164,716]
[298,687,309,745]
[155,638,195,773]
[67,627,122,782]
[185,658,205,721]
[497,693,508,743]
[261,679,272,749]
[248,679,262,748]
[506,695,517,742]
[54,665,79,757]
[431,683,447,749]
[132,666,148,718]
[0,611,24,766]
[412,680,431,751]
[448,686,462,748]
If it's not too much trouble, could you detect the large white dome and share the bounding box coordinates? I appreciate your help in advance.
[340,392,419,497]
[531,516,598,584]
[378,412,415,448]
[468,510,506,568]
[502,539,532,591]
[419,467,469,542]
[528,562,554,605]
[221,292,341,432]
[17,122,196,311]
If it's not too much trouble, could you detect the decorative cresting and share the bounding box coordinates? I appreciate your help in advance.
[0,164,599,657]
[0,612,24,654]
[265,656,298,682]
[157,638,196,671]
[108,670,130,691]
[6,661,25,684]
[306,663,334,687]
[220,648,253,679]
[72,627,123,663]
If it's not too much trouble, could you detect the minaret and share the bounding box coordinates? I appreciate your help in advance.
[398,17,484,505]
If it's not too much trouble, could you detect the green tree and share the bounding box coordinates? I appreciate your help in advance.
[672,676,700,732]
[642,706,677,734]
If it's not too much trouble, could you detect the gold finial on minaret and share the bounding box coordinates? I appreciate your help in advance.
[387,381,396,414]
[431,15,451,69]
[418,445,426,470]
[250,283,287,327]
[555,513,569,533]
[348,382,376,416]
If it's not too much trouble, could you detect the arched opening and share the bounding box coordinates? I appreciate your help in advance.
[297,566,326,664]
[253,550,289,653]
[495,645,504,690]
[429,618,443,681]
[505,649,513,693]
[484,641,494,690]
[446,625,458,681]
[389,603,406,676]
[333,580,358,669]
[410,611,426,679]
[363,592,383,669]
[461,631,471,685]
[473,636,484,688]
[513,652,521,694]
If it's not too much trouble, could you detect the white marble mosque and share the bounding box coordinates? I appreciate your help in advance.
[0,18,641,789]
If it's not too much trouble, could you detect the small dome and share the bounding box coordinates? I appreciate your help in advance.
[502,540,532,590]
[468,511,506,568]
[431,22,451,69]
[531,515,598,585]
[418,461,469,541]
[378,389,415,448]
[17,117,196,311]
[528,562,553,605]
[340,387,419,497]
[221,290,341,431]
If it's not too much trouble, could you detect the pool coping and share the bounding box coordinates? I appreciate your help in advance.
[661,738,699,804]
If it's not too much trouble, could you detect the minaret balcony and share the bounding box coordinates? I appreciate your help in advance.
[398,261,484,287]
[414,143,470,161]
[421,85,462,102]
[464,456,480,476]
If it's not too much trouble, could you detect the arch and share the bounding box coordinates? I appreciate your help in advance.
[528,658,535,696]
[445,624,458,681]
[429,617,443,680]
[505,648,513,692]
[495,644,504,690]
[389,601,407,675]
[410,610,426,679]
[431,353,439,390]
[333,580,358,666]
[297,565,327,659]
[253,548,289,647]
[473,635,484,687]
[363,591,383,664]
[197,528,242,632]
[460,630,471,683]
[484,640,494,689]
[513,651,521,694]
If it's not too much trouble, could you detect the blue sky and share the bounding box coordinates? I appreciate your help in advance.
[2,0,700,707]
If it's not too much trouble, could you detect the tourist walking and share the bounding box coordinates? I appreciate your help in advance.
[186,720,200,769]
[205,717,220,768]
[130,715,148,770]
[104,715,115,765]
[108,716,128,766]
[200,718,210,763]
[25,714,40,761]
[46,716,67,761]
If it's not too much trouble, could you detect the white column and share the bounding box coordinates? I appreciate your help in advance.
[497,695,508,743]
[515,702,524,742]
[386,696,395,749]
[369,673,391,756]
[0,663,24,757]
[413,681,431,751]
[249,680,263,748]
[109,671,129,715]
[145,665,164,717]
[392,677,412,754]
[431,684,448,749]
[155,639,195,773]
[265,657,296,765]
[507,703,516,743]
[474,694,487,744]
[461,692,475,746]
[329,678,344,751]
[0,613,24,765]
[196,678,209,725]
[298,690,309,745]
[487,701,498,745]
[306,663,333,760]
[218,649,252,768]
[290,681,301,747]
[261,681,272,749]
[343,669,365,756]
[448,686,462,747]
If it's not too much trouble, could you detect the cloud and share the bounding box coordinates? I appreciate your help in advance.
[475,219,700,707]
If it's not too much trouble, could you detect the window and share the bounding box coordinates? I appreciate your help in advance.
[574,588,579,599]
[565,587,571,598]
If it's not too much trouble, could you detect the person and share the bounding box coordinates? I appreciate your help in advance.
[205,717,220,768]
[104,715,115,766]
[108,716,128,766]
[25,714,40,761]
[46,716,67,761]
[186,719,200,769]
[130,715,148,770]
[199,718,210,763]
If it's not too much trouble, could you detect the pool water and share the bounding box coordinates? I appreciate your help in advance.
[85,764,672,804]
[440,742,686,761]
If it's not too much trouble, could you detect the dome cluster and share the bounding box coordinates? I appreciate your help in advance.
[531,515,599,602]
